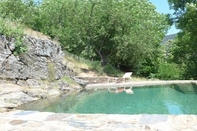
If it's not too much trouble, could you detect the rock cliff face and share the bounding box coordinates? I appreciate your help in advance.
[0,35,75,87]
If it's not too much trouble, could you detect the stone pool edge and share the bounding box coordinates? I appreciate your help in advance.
[1,81,197,130]
[85,80,197,90]
[0,110,197,131]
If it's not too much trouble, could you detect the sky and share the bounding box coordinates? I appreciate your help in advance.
[149,0,180,35]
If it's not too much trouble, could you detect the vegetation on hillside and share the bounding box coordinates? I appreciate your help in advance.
[0,18,25,55]
[64,51,123,77]
[1,0,197,80]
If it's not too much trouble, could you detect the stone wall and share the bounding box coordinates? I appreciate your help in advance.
[0,35,75,87]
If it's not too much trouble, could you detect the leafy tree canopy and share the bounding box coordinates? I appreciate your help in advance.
[0,0,169,77]
[168,0,197,79]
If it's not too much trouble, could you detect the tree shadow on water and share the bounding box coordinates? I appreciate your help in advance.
[171,82,197,94]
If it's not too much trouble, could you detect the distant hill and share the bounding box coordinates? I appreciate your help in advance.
[161,33,177,45]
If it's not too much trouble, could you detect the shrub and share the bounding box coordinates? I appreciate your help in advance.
[103,64,122,77]
[90,61,104,75]
[156,61,182,80]
[0,18,26,55]
[47,62,56,82]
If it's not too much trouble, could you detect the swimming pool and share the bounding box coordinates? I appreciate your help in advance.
[18,83,197,114]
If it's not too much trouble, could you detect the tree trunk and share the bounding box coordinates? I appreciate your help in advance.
[95,49,108,66]
[101,57,108,66]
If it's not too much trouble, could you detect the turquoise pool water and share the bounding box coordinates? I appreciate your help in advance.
[18,83,197,114]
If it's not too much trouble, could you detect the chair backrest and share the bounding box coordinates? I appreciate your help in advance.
[122,72,132,79]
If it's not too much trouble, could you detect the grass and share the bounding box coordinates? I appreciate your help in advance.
[63,51,106,76]
[60,76,79,86]
[24,27,50,40]
[63,51,125,77]
[47,62,56,82]
[63,52,150,81]
[63,51,150,81]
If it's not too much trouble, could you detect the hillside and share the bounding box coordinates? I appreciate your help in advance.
[0,28,96,112]
[24,28,101,77]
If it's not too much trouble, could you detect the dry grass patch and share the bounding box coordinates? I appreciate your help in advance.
[63,51,100,76]
[61,76,79,87]
[24,28,50,40]
[132,76,160,81]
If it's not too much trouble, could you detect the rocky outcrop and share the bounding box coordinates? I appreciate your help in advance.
[0,34,82,111]
[0,35,76,88]
[0,83,60,112]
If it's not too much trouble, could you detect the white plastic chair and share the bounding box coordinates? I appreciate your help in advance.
[122,72,132,82]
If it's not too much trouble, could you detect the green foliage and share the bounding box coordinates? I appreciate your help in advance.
[167,1,197,79]
[90,61,104,75]
[168,0,197,14]
[64,51,123,77]
[156,61,182,80]
[0,18,26,55]
[0,0,40,29]
[61,76,78,86]
[47,62,56,82]
[32,0,167,73]
[0,0,169,78]
[134,55,160,78]
[103,64,122,77]
[14,37,26,55]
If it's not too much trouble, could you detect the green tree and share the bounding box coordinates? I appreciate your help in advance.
[168,0,197,13]
[0,0,168,77]
[0,0,38,26]
[168,1,197,79]
[40,0,167,72]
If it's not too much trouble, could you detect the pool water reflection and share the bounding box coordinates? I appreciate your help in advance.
[18,83,197,114]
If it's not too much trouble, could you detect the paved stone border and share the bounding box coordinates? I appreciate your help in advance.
[0,110,197,131]
[1,81,197,130]
[85,80,197,90]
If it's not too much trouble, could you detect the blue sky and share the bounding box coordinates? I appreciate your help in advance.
[149,0,180,35]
